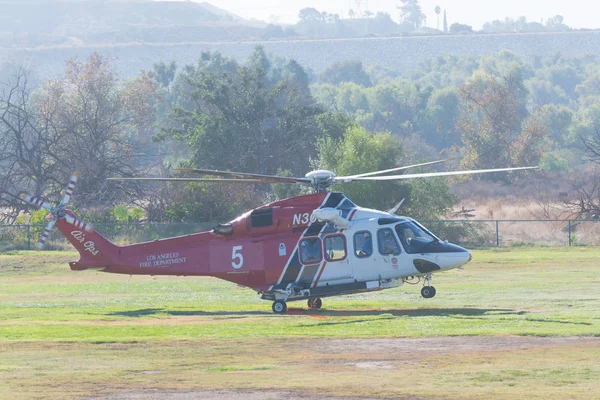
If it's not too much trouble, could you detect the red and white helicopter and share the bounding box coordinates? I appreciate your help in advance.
[22,162,535,314]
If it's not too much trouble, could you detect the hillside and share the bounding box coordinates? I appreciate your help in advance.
[0,0,262,47]
[4,30,599,79]
[0,1,597,79]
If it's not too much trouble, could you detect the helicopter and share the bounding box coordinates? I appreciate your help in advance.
[21,161,536,314]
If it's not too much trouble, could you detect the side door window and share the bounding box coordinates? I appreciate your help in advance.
[377,228,401,256]
[324,235,347,262]
[299,237,322,265]
[353,231,373,258]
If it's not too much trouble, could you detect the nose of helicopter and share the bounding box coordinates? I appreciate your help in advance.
[441,242,472,270]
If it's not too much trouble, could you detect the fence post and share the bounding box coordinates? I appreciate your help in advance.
[495,220,500,247]
[568,220,572,247]
[27,224,31,250]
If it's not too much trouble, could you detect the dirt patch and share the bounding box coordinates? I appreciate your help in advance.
[313,336,600,355]
[85,389,419,400]
[81,336,600,400]
[353,361,395,369]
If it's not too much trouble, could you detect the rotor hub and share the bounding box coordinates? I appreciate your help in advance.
[305,170,336,192]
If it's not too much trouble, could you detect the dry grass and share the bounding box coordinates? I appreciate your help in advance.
[1,338,599,400]
[448,170,600,246]
[447,199,600,246]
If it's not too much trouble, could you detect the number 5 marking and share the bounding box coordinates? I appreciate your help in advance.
[231,245,244,269]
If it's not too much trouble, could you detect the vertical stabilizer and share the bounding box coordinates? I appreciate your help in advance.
[55,216,119,270]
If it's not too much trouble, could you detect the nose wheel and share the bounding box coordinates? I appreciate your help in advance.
[421,273,436,299]
[421,286,436,298]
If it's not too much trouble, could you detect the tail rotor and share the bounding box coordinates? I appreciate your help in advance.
[59,172,79,206]
[64,214,92,232]
[21,172,93,250]
[37,219,56,250]
[22,194,54,212]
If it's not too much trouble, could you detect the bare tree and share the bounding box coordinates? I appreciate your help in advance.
[581,125,600,165]
[36,54,159,207]
[0,69,62,222]
[565,125,600,219]
[562,172,600,219]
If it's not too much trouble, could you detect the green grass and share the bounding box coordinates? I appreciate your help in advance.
[0,248,599,399]
[1,248,599,341]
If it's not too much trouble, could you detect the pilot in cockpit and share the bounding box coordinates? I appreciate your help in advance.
[356,232,372,257]
[380,229,400,255]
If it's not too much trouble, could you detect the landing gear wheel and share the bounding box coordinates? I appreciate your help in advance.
[272,300,287,314]
[421,286,436,299]
[307,298,322,309]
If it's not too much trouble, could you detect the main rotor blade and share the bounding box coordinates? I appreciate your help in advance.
[338,166,538,182]
[338,159,455,180]
[176,168,310,183]
[108,177,307,184]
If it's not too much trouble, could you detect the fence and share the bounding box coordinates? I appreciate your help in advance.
[1,220,599,250]
[421,220,600,247]
[0,222,214,250]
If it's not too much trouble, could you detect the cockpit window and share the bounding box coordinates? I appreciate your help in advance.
[395,221,436,254]
[377,228,401,256]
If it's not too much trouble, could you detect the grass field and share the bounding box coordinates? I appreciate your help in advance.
[1,248,599,399]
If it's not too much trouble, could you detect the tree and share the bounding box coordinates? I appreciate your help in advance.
[425,87,461,148]
[434,5,441,30]
[576,71,600,106]
[538,104,574,146]
[546,15,570,31]
[449,23,473,34]
[318,124,403,209]
[367,80,420,138]
[0,54,160,220]
[526,76,570,107]
[397,0,426,30]
[261,24,287,40]
[570,100,600,145]
[0,69,61,222]
[160,47,324,177]
[559,127,600,219]
[319,61,372,87]
[123,72,162,143]
[298,8,324,23]
[149,61,177,89]
[296,7,348,37]
[36,53,158,206]
[458,70,546,174]
[443,9,448,33]
[545,63,581,100]
[318,124,455,217]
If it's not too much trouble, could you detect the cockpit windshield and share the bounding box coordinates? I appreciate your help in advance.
[395,221,437,254]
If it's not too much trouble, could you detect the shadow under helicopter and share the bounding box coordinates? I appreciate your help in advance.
[107,308,591,326]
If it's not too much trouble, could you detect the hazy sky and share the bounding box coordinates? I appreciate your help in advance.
[203,0,595,29]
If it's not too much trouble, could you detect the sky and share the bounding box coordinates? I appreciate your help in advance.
[199,0,596,29]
